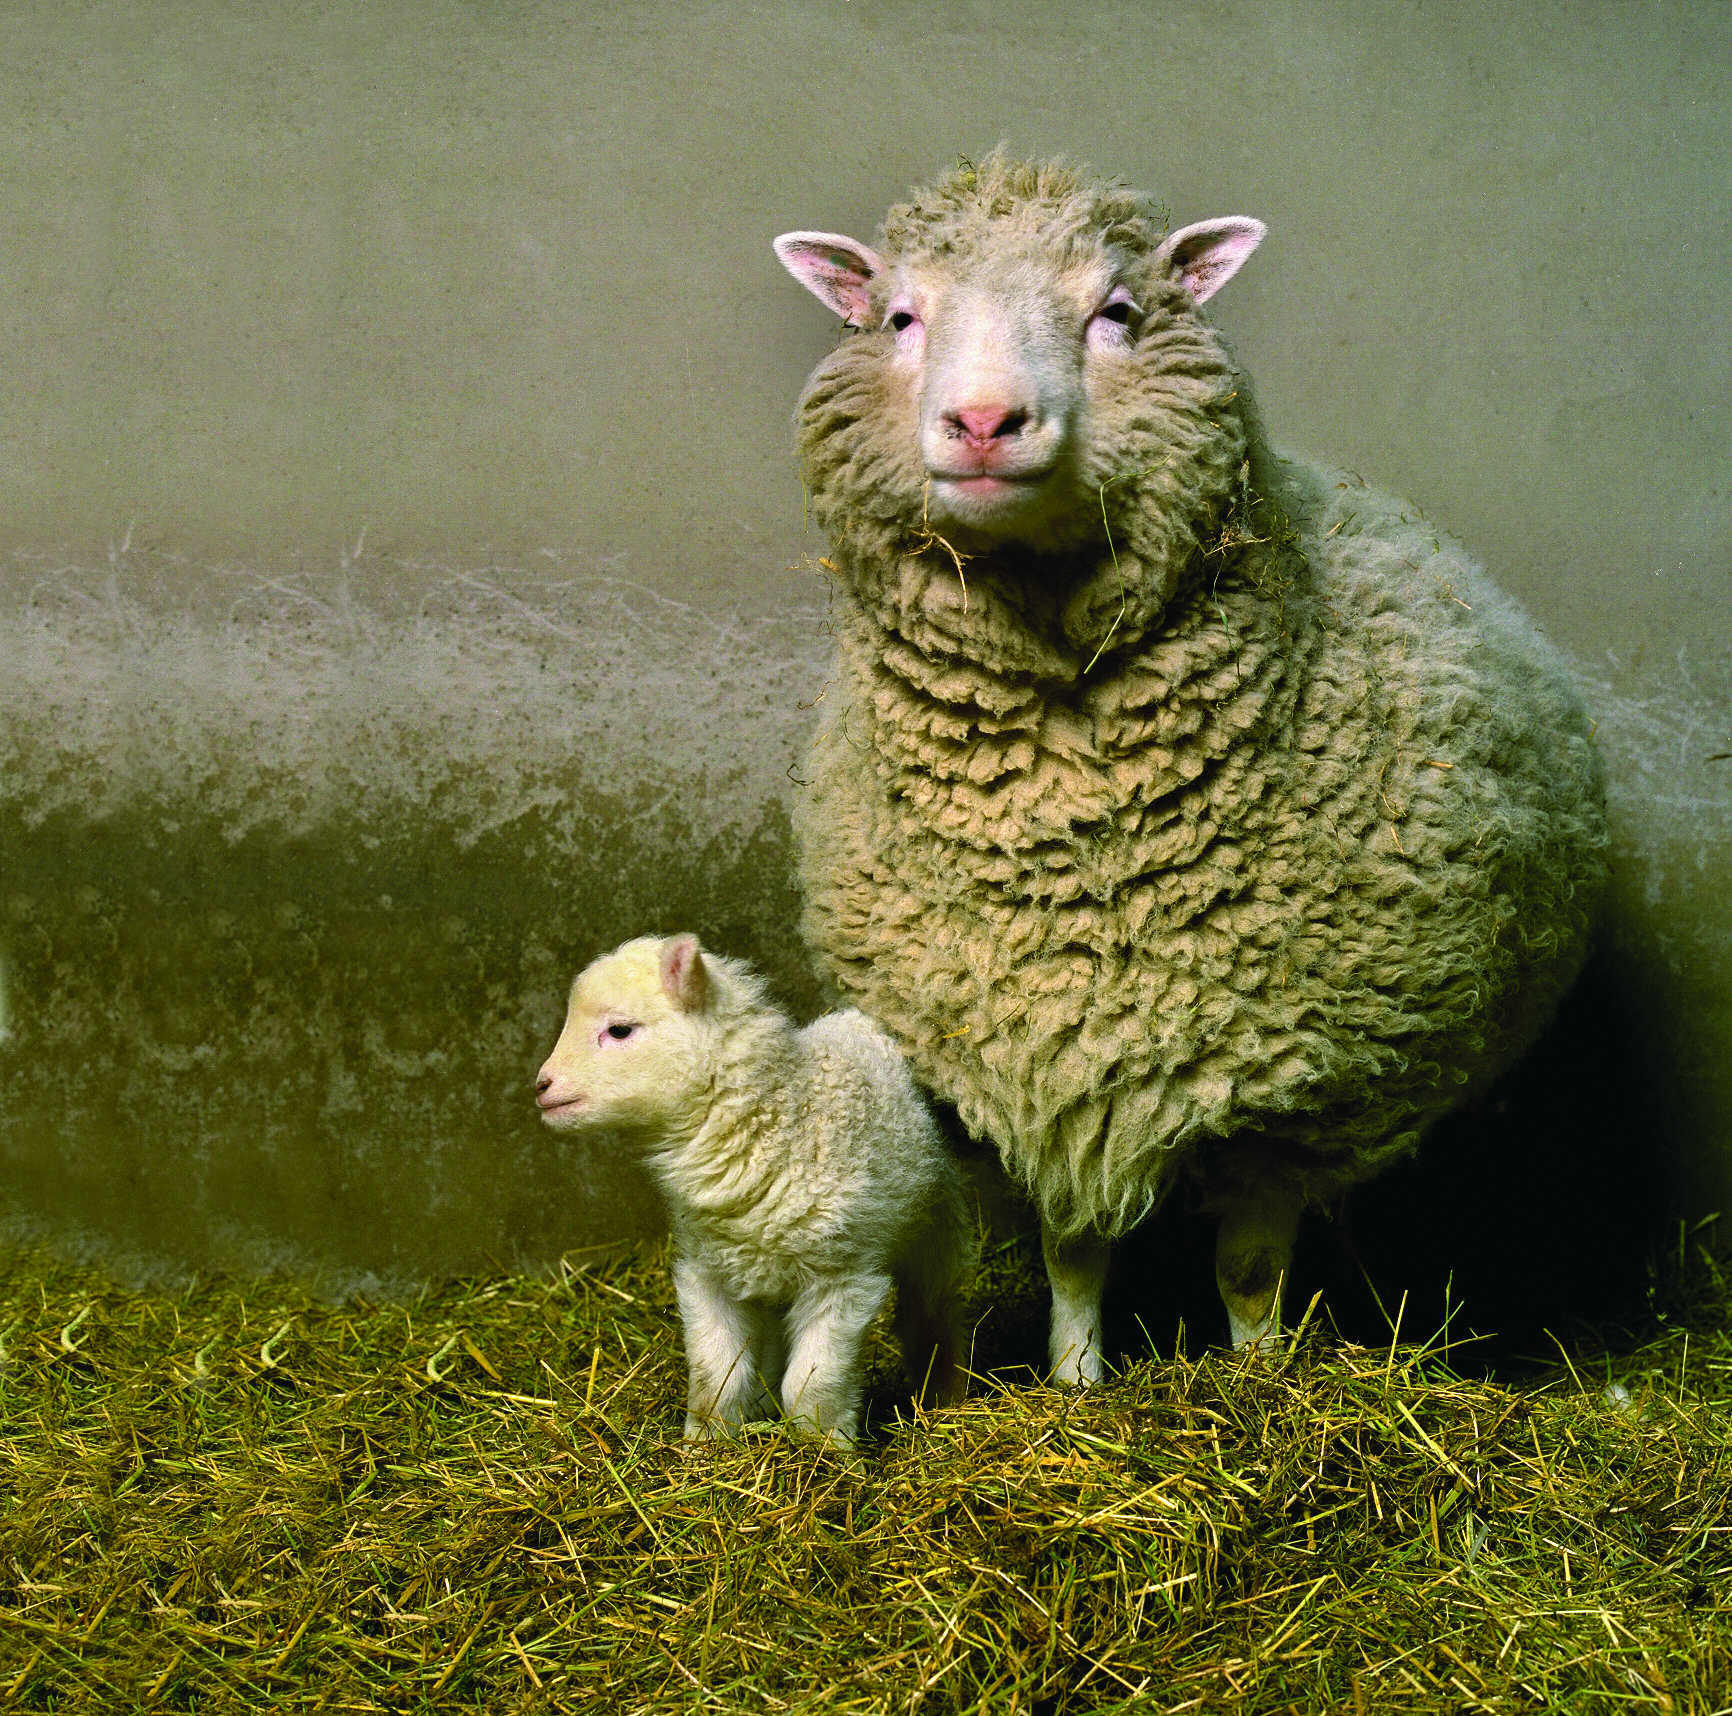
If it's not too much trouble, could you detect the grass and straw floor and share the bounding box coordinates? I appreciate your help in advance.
[2,1226,1730,1715]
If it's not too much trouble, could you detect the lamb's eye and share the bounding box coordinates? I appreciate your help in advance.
[1098,301,1132,324]
[605,1023,638,1041]
[888,310,915,332]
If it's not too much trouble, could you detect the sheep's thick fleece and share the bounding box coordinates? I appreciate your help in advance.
[786,157,1607,1245]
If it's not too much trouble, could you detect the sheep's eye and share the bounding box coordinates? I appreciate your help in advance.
[1086,290,1141,350]
[605,1023,638,1041]
[887,310,915,332]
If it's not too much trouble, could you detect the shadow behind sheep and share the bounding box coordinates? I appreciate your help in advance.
[953,952,1657,1376]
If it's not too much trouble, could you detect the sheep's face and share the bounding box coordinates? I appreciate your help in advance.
[776,157,1264,662]
[894,247,1114,552]
[535,936,711,1140]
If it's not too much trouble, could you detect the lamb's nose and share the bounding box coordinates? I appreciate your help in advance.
[535,1071,553,1097]
[949,405,1028,446]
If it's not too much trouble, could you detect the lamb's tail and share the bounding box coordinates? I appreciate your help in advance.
[895,1193,974,1409]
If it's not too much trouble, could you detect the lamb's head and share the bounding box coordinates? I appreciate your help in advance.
[775,154,1265,669]
[535,935,731,1140]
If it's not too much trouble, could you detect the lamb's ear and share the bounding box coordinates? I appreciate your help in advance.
[1154,217,1267,305]
[772,230,884,327]
[659,934,710,1013]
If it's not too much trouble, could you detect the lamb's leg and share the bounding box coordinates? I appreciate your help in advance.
[780,1273,894,1446]
[1215,1184,1303,1351]
[672,1254,774,1438]
[1043,1225,1111,1385]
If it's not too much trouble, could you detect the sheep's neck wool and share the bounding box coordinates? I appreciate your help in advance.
[789,156,1607,1241]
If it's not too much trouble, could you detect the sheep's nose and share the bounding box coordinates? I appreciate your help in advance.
[948,404,1029,446]
[535,1071,553,1097]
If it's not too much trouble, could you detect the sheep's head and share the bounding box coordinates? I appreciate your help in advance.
[535,935,716,1139]
[775,154,1265,670]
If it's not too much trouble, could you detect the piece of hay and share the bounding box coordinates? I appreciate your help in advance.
[0,1239,1728,1712]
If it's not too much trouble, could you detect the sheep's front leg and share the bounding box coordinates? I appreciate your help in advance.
[780,1273,893,1446]
[1215,1184,1303,1351]
[672,1254,774,1439]
[1043,1225,1111,1386]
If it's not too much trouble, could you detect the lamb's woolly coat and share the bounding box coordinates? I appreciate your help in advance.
[636,981,965,1315]
[537,936,970,1439]
[789,158,1606,1242]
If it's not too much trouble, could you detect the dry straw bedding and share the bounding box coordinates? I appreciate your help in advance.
[1,1238,1729,1714]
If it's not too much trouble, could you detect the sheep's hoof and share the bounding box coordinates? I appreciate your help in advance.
[1050,1344,1105,1388]
[1227,1311,1281,1354]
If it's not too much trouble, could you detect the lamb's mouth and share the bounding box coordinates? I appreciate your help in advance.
[538,1096,589,1123]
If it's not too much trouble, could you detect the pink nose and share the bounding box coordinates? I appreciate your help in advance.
[948,404,1028,447]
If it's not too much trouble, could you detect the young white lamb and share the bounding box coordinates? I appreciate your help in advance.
[535,934,971,1445]
[773,152,1607,1379]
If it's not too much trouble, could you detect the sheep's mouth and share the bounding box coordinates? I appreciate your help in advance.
[926,470,1061,523]
[923,468,1077,547]
[941,472,1045,493]
[928,469,1054,495]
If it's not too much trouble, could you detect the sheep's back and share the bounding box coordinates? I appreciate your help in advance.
[795,461,1606,1240]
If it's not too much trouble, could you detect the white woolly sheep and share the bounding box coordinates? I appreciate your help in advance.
[535,933,971,1444]
[773,153,1607,1381]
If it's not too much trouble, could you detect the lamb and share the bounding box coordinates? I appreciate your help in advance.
[772,153,1607,1381]
[535,933,971,1444]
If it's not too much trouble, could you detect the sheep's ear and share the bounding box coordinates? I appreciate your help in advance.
[772,230,884,327]
[1154,217,1266,305]
[659,934,710,1013]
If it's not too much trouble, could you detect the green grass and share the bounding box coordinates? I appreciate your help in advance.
[1,1233,1729,1713]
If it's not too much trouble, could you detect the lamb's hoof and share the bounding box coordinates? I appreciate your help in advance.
[683,1415,740,1442]
[783,1413,860,1453]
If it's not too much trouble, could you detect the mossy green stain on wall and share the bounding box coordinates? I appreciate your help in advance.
[0,791,823,1292]
[0,0,1727,1287]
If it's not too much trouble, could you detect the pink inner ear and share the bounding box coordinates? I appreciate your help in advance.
[660,935,708,1012]
[773,230,883,326]
[1156,217,1267,305]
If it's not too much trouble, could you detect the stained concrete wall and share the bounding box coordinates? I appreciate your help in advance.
[1,0,1727,1292]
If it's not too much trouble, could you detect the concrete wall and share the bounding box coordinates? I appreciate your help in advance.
[1,0,1727,1291]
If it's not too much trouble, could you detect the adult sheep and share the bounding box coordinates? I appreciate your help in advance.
[772,153,1606,1382]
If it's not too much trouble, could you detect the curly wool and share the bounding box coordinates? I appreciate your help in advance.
[552,939,964,1303]
[538,936,972,1438]
[800,157,1246,667]
[791,156,1607,1242]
